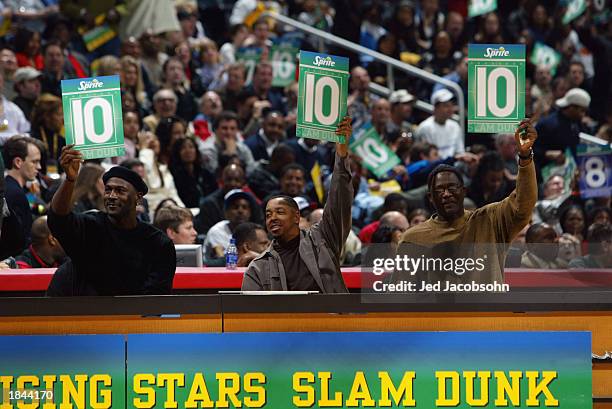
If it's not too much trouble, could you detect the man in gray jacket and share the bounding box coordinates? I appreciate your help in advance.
[241,116,353,292]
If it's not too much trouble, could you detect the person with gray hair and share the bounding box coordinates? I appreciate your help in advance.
[143,88,178,131]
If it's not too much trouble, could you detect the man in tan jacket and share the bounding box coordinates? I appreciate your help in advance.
[394,120,538,286]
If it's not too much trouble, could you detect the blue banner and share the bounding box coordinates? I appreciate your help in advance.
[577,144,612,198]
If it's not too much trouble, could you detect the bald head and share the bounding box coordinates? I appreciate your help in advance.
[372,98,391,126]
[222,163,246,192]
[380,211,409,231]
[31,216,51,244]
[350,66,370,93]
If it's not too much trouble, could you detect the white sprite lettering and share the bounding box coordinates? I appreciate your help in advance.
[312,56,335,67]
[484,46,510,58]
[77,78,104,91]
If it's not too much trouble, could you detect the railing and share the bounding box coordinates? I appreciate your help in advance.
[263,11,466,133]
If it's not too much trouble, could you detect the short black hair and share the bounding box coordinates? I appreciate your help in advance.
[409,142,436,163]
[213,111,239,130]
[427,164,464,192]
[236,88,257,104]
[587,206,612,227]
[279,163,306,179]
[371,224,402,244]
[383,193,408,210]
[42,38,64,55]
[2,136,40,169]
[525,223,554,244]
[234,222,266,248]
[120,158,145,170]
[266,195,299,212]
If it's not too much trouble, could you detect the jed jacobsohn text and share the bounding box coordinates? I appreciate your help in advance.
[374,280,510,293]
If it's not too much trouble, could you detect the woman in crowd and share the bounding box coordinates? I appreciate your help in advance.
[120,56,149,113]
[474,12,504,44]
[560,205,587,243]
[174,40,204,97]
[72,163,105,213]
[29,93,64,174]
[197,39,224,92]
[420,30,460,77]
[13,27,43,69]
[407,208,430,227]
[386,1,418,54]
[96,55,120,76]
[468,152,512,208]
[139,121,185,214]
[155,116,187,166]
[112,110,140,164]
[162,57,198,122]
[219,24,250,65]
[169,137,217,208]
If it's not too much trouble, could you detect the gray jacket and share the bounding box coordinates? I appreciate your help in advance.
[242,154,353,292]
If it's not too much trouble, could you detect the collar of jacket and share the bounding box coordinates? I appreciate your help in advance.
[260,229,325,291]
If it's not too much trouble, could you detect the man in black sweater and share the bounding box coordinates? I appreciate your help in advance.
[47,145,176,296]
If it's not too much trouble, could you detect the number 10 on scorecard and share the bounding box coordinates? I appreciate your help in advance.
[467,44,526,133]
[296,50,349,143]
[61,75,125,160]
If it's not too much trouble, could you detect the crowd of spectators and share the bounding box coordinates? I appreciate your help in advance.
[0,0,611,274]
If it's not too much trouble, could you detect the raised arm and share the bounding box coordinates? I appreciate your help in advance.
[490,119,538,242]
[51,145,82,216]
[315,116,354,259]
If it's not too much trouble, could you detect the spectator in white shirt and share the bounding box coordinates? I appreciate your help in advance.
[415,88,464,159]
[0,71,30,144]
[204,189,258,260]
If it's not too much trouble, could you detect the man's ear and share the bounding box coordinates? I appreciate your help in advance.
[295,209,301,225]
[136,193,144,205]
[48,235,57,246]
[166,228,176,241]
[240,242,250,253]
[12,157,23,170]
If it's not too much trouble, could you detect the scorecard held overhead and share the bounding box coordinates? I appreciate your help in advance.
[61,75,125,160]
[468,44,526,134]
[297,50,349,143]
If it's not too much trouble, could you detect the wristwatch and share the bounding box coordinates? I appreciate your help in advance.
[517,148,534,162]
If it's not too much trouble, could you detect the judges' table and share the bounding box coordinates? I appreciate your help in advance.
[0,292,611,406]
[2,267,612,294]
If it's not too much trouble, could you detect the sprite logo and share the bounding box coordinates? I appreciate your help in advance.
[313,56,335,67]
[484,46,509,58]
[77,78,104,91]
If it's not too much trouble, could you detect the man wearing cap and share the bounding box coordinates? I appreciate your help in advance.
[535,88,591,167]
[204,189,258,261]
[242,116,354,292]
[46,145,176,296]
[415,88,464,159]
[388,89,415,135]
[12,67,42,120]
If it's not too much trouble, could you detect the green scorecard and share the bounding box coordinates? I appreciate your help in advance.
[468,44,526,133]
[61,75,125,160]
[296,50,349,143]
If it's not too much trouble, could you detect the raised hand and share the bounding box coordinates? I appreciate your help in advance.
[335,115,352,157]
[59,145,83,182]
[515,118,537,157]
